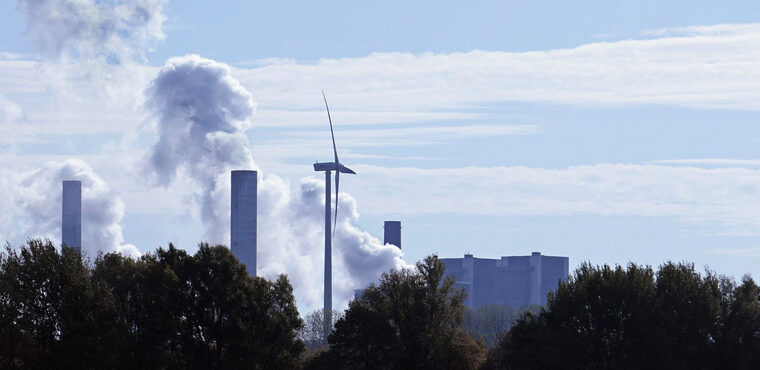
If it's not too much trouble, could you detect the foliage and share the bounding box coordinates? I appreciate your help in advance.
[463,304,539,348]
[307,255,487,370]
[300,309,344,350]
[4,241,758,370]
[494,262,760,370]
[0,240,304,369]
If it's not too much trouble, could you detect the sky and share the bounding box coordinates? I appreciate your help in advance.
[1,0,759,312]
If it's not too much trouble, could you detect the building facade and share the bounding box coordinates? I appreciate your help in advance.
[441,252,569,309]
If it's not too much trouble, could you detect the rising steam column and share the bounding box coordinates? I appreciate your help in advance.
[62,180,82,253]
[231,170,258,276]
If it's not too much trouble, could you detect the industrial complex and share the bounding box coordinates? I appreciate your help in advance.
[60,176,569,311]
[57,95,568,315]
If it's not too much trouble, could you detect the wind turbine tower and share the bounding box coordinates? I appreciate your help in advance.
[313,92,355,339]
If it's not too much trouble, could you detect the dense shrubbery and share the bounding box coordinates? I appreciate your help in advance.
[0,240,303,369]
[2,240,758,369]
[463,304,539,348]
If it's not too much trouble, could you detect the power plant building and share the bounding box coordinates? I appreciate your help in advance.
[61,180,82,253]
[441,252,569,309]
[230,170,257,276]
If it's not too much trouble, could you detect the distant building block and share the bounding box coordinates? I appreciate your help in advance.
[441,252,569,309]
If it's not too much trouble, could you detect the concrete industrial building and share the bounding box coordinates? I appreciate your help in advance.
[230,170,257,276]
[61,180,82,253]
[354,223,569,310]
[441,252,569,309]
[383,221,401,249]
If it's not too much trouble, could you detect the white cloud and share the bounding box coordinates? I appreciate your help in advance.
[651,159,760,167]
[0,22,757,143]
[0,97,39,145]
[251,109,484,128]
[642,23,760,37]
[346,163,760,233]
[709,247,760,258]
[232,22,760,112]
[288,124,539,146]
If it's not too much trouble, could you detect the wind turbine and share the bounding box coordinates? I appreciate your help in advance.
[313,91,355,339]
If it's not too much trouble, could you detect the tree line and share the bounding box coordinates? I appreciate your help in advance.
[1,239,759,369]
[493,262,760,369]
[0,240,302,369]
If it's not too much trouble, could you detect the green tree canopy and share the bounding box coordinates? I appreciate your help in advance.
[309,255,486,370]
[495,262,760,370]
[0,240,304,369]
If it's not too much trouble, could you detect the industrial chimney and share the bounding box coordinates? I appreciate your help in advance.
[62,180,82,253]
[230,170,257,276]
[383,221,401,249]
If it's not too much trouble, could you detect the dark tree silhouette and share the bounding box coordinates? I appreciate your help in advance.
[0,240,304,369]
[307,255,486,370]
[494,262,760,370]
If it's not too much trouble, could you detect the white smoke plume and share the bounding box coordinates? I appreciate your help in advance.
[5,159,139,258]
[16,0,166,63]
[144,54,407,311]
[257,175,408,310]
[144,54,257,241]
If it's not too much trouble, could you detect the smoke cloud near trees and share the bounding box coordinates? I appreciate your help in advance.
[6,0,406,312]
[142,54,407,311]
[2,159,139,257]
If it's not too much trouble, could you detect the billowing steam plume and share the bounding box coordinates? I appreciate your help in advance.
[144,55,407,311]
[16,0,166,63]
[145,54,257,241]
[3,1,149,258]
[7,159,139,257]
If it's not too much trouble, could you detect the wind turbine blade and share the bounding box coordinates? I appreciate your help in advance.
[333,171,339,237]
[322,90,339,163]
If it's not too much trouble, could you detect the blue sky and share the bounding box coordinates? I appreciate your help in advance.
[1,0,759,311]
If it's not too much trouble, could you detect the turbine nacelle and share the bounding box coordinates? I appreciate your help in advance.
[313,161,356,174]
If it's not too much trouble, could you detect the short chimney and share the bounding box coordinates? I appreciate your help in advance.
[383,221,401,249]
[62,180,82,253]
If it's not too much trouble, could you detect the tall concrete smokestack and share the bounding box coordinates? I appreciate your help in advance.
[61,180,82,253]
[231,170,257,276]
[383,221,401,249]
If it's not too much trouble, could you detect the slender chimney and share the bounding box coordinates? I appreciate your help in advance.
[383,221,401,249]
[231,170,257,276]
[62,180,82,253]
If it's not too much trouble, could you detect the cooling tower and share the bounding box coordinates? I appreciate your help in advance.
[383,221,401,249]
[62,180,82,253]
[231,170,257,276]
